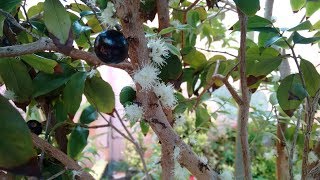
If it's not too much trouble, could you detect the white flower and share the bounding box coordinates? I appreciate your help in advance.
[100,2,117,28]
[308,151,319,164]
[174,163,189,180]
[219,170,234,180]
[264,149,277,160]
[153,82,177,109]
[173,146,181,160]
[133,64,160,90]
[147,38,169,66]
[3,90,16,100]
[124,104,143,122]
[174,113,185,126]
[198,155,208,164]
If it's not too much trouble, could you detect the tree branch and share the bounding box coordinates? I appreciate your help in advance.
[0,37,133,71]
[31,133,94,180]
[156,0,171,37]
[115,0,219,178]
[235,8,252,179]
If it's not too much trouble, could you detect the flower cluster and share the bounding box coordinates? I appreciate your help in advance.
[124,104,144,122]
[100,2,117,28]
[153,82,177,109]
[147,38,170,67]
[133,64,160,91]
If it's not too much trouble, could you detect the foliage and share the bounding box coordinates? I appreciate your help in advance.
[0,0,320,179]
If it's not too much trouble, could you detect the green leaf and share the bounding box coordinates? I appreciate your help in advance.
[80,105,98,124]
[193,7,207,21]
[32,63,76,97]
[277,74,306,117]
[233,0,260,16]
[0,95,37,169]
[0,58,33,102]
[292,31,320,44]
[158,27,176,35]
[187,10,200,28]
[84,76,115,113]
[63,72,87,115]
[264,35,283,47]
[44,0,71,44]
[54,99,68,123]
[165,43,181,57]
[195,106,211,130]
[73,20,91,37]
[119,86,136,106]
[0,0,21,11]
[67,126,89,159]
[231,15,273,31]
[21,54,58,74]
[183,48,207,70]
[27,2,44,18]
[290,0,306,12]
[140,120,150,136]
[306,0,320,18]
[288,20,312,31]
[300,58,320,97]
[313,20,320,30]
[159,54,183,82]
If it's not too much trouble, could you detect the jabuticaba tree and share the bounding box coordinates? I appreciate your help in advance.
[1,0,320,179]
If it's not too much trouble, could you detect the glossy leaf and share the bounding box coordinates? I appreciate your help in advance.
[44,0,71,44]
[21,54,58,74]
[290,0,306,12]
[80,105,98,124]
[63,72,87,115]
[288,20,312,31]
[165,43,181,57]
[292,31,320,44]
[0,95,37,170]
[187,10,200,27]
[277,74,307,117]
[306,0,320,18]
[54,99,68,123]
[73,20,91,37]
[84,76,115,113]
[300,59,320,97]
[0,58,33,102]
[159,54,183,82]
[32,63,76,97]
[233,0,260,16]
[195,106,211,130]
[231,15,273,31]
[183,48,207,70]
[27,2,44,18]
[264,35,283,47]
[67,126,89,159]
[0,0,21,11]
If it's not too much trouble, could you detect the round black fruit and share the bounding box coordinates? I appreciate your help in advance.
[27,120,43,135]
[94,30,129,64]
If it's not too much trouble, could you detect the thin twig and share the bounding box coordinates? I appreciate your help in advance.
[196,47,237,58]
[0,8,39,39]
[114,110,151,180]
[31,134,94,179]
[47,169,67,180]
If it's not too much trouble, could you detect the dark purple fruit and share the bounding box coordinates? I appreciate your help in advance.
[27,120,42,135]
[94,30,129,64]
